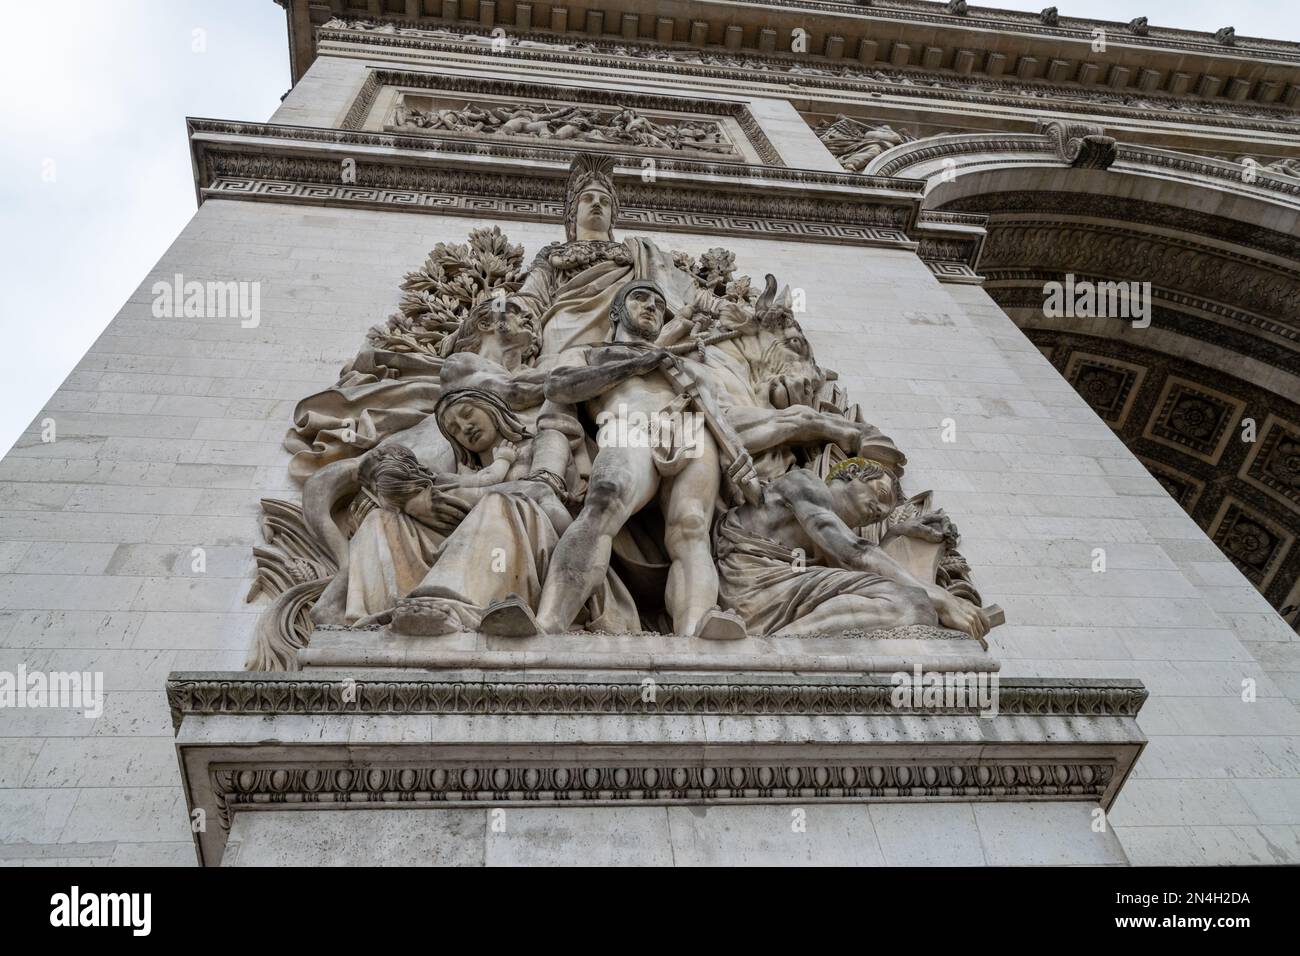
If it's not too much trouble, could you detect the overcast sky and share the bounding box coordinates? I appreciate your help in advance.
[0,0,1296,456]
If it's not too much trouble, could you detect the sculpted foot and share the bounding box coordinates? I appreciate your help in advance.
[694,608,748,641]
[479,593,544,638]
[390,598,460,636]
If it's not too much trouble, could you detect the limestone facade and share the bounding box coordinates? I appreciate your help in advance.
[2,2,1299,865]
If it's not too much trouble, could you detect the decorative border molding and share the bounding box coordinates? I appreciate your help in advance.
[167,673,1147,732]
[211,758,1116,828]
[188,119,910,192]
[948,189,1300,261]
[315,24,1300,134]
[172,670,1146,864]
[913,209,987,283]
[1116,145,1300,201]
[188,120,923,248]
[722,0,1300,58]
[923,261,982,283]
[978,221,1300,320]
[988,278,1300,376]
[867,134,1300,211]
[341,68,785,167]
[868,134,1057,177]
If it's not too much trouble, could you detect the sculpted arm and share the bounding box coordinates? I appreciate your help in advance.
[782,471,930,591]
[441,353,545,408]
[544,350,662,404]
[783,471,988,641]
[512,254,557,320]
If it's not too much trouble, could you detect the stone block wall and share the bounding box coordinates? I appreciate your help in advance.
[2,49,1298,866]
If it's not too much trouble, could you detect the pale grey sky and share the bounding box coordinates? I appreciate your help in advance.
[0,1,1295,456]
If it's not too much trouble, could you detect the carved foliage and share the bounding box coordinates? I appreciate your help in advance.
[366,225,525,356]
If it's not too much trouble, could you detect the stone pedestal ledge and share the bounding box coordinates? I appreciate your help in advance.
[167,670,1146,866]
[296,623,997,674]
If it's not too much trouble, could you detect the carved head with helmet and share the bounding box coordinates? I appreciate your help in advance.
[608,280,668,342]
[564,153,619,242]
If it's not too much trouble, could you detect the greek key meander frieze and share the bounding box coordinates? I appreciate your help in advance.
[316,22,1300,133]
[205,176,913,247]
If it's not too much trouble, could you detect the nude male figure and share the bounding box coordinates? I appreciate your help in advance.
[715,457,993,643]
[489,280,749,640]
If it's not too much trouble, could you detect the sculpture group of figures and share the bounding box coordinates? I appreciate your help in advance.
[246,154,996,670]
[814,117,920,172]
[392,99,737,157]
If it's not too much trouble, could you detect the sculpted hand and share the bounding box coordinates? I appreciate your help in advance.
[727,450,760,492]
[648,348,679,372]
[426,491,471,535]
[932,590,988,642]
[889,511,958,545]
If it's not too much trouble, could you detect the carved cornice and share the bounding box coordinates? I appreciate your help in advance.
[868,135,1300,213]
[172,669,1147,864]
[188,119,924,248]
[1117,145,1300,201]
[310,20,1300,133]
[913,210,986,283]
[734,0,1300,58]
[167,673,1146,732]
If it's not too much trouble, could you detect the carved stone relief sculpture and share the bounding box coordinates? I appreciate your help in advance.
[814,116,918,172]
[388,95,740,158]
[246,154,1001,669]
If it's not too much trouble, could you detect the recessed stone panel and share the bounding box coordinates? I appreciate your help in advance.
[1144,377,1244,465]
